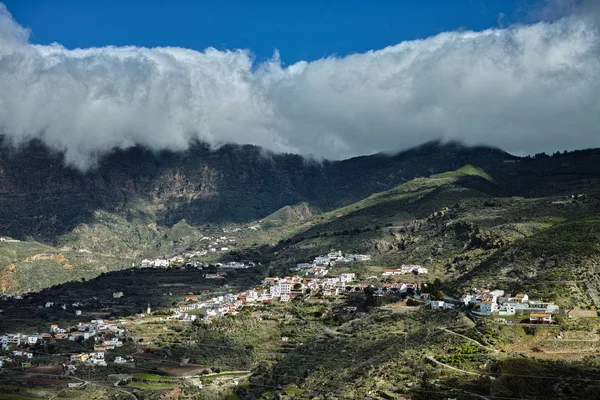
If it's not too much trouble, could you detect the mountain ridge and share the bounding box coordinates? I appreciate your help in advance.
[0,138,509,242]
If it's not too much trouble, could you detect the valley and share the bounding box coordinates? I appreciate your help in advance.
[2,262,600,400]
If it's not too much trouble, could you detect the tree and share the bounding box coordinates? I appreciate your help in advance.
[430,290,445,301]
[406,298,419,307]
[364,286,376,307]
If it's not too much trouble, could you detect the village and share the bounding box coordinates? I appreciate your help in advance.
[0,250,374,372]
[292,250,372,272]
[138,232,241,268]
[0,280,564,376]
[0,247,568,400]
[429,288,561,324]
[1,317,128,370]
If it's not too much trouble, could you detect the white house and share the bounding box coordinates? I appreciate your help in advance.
[88,352,107,366]
[479,301,499,315]
[103,339,123,348]
[145,259,167,267]
[347,254,371,262]
[263,277,279,286]
[529,313,552,324]
[400,264,428,274]
[246,290,259,302]
[498,303,516,316]
[270,285,281,297]
[12,350,33,359]
[25,335,40,345]
[528,301,560,314]
[460,294,474,305]
[1,334,22,349]
[514,293,529,303]
[279,283,292,295]
[431,301,445,310]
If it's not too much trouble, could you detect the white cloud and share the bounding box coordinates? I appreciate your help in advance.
[0,2,599,169]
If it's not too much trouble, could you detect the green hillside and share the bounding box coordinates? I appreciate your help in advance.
[0,239,126,293]
[234,164,600,308]
[461,214,600,306]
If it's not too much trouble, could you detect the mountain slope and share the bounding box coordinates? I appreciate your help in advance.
[2,139,600,293]
[0,238,125,293]
[0,139,509,243]
[461,214,600,306]
[237,164,600,308]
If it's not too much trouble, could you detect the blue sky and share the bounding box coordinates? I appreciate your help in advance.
[1,0,599,166]
[5,0,538,63]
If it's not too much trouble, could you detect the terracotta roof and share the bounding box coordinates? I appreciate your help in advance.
[530,313,551,318]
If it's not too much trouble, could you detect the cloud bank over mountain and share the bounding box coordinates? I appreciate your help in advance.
[0,2,599,169]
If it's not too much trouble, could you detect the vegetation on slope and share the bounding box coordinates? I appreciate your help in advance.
[462,214,600,306]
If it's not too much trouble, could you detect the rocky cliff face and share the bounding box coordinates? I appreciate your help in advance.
[0,139,509,243]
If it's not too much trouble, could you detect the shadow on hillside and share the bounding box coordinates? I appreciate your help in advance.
[0,267,264,333]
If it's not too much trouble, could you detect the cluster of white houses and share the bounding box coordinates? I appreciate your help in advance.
[1,319,127,367]
[139,235,240,267]
[185,235,237,257]
[0,293,24,300]
[138,258,257,270]
[436,289,559,323]
[179,273,367,322]
[294,251,372,272]
[382,264,429,276]
[178,284,560,325]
